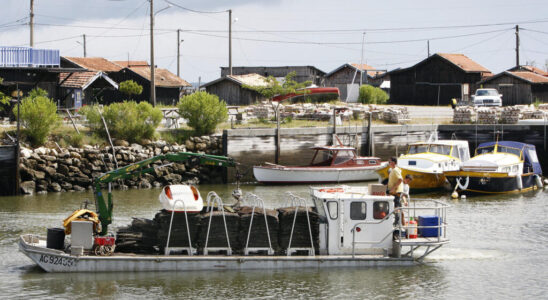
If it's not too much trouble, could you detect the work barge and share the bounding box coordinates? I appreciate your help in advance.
[18,152,449,273]
[20,186,449,273]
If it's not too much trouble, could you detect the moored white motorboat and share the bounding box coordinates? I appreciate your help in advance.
[253,146,385,184]
[377,140,470,190]
[445,141,543,195]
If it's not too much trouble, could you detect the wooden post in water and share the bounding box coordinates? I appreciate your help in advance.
[15,84,21,195]
[275,103,280,164]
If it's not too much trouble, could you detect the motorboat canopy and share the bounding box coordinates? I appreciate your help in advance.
[475,141,542,175]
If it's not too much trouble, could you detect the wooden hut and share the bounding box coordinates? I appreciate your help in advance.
[202,74,268,106]
[220,66,325,86]
[479,71,548,105]
[389,53,492,105]
[324,63,386,102]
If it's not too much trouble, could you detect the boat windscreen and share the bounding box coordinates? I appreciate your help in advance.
[408,145,428,154]
[477,146,495,155]
[333,150,354,164]
[429,145,451,155]
[497,146,521,157]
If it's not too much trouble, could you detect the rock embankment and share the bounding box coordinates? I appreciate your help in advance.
[19,135,224,195]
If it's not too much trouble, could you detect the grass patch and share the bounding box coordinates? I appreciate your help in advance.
[158,128,193,144]
[51,125,107,148]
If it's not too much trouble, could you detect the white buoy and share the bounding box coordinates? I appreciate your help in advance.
[460,195,466,200]
[451,191,458,199]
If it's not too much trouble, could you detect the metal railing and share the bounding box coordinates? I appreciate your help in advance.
[203,192,232,255]
[241,193,274,255]
[164,200,195,256]
[284,192,315,256]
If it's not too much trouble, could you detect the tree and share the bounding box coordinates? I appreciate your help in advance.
[177,91,228,135]
[244,71,312,100]
[358,85,389,104]
[0,78,10,111]
[119,80,143,98]
[13,88,60,146]
[80,101,162,143]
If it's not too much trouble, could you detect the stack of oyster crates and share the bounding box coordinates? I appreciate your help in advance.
[452,106,475,124]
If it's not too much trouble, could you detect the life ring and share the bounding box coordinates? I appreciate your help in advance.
[456,176,469,190]
[319,188,344,193]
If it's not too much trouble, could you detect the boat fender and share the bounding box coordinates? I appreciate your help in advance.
[516,175,523,190]
[456,176,469,190]
[534,175,543,188]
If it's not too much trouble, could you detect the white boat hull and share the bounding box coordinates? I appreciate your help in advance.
[19,235,416,272]
[253,166,381,183]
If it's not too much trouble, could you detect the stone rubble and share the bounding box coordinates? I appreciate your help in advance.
[18,135,224,195]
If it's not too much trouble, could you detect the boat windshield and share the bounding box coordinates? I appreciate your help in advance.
[333,150,355,164]
[477,146,495,155]
[497,146,522,157]
[408,145,429,154]
[429,145,451,156]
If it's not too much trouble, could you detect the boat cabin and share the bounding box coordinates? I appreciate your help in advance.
[311,186,395,255]
[471,141,542,174]
[406,140,470,162]
[309,146,381,167]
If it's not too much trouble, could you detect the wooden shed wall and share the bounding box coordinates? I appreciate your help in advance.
[205,80,265,106]
[482,75,533,105]
[390,56,483,105]
[105,71,180,105]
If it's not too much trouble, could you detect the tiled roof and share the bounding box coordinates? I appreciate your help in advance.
[128,67,191,87]
[509,71,548,83]
[113,60,149,68]
[519,65,548,76]
[228,73,269,87]
[437,53,491,73]
[63,57,122,72]
[59,71,98,88]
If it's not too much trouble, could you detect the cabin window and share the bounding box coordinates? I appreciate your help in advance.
[528,149,539,163]
[498,146,521,157]
[333,150,354,164]
[408,145,428,154]
[373,201,390,220]
[459,147,469,161]
[429,145,451,155]
[326,201,338,220]
[477,146,495,155]
[450,146,458,159]
[369,160,378,165]
[350,202,366,220]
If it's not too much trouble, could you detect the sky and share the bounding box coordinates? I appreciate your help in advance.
[1,0,548,83]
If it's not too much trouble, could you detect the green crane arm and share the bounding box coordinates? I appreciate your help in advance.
[93,152,238,235]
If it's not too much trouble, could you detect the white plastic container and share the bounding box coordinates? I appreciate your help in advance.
[158,185,204,212]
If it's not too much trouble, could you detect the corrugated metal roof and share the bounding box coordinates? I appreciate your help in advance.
[228,73,269,87]
[437,53,491,73]
[63,57,122,72]
[509,71,548,83]
[128,67,191,87]
[113,60,149,68]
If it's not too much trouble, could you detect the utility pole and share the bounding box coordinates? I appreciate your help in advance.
[427,40,430,57]
[360,32,365,86]
[150,0,156,106]
[228,9,232,75]
[82,34,87,57]
[29,0,34,47]
[515,25,520,67]
[177,29,180,77]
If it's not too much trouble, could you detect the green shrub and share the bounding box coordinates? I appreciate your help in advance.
[119,80,143,98]
[13,88,60,146]
[81,101,162,143]
[358,85,389,104]
[177,92,228,135]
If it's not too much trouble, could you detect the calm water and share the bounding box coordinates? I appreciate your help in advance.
[0,184,547,299]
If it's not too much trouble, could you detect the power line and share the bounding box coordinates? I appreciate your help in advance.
[185,28,512,45]
[164,0,228,14]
